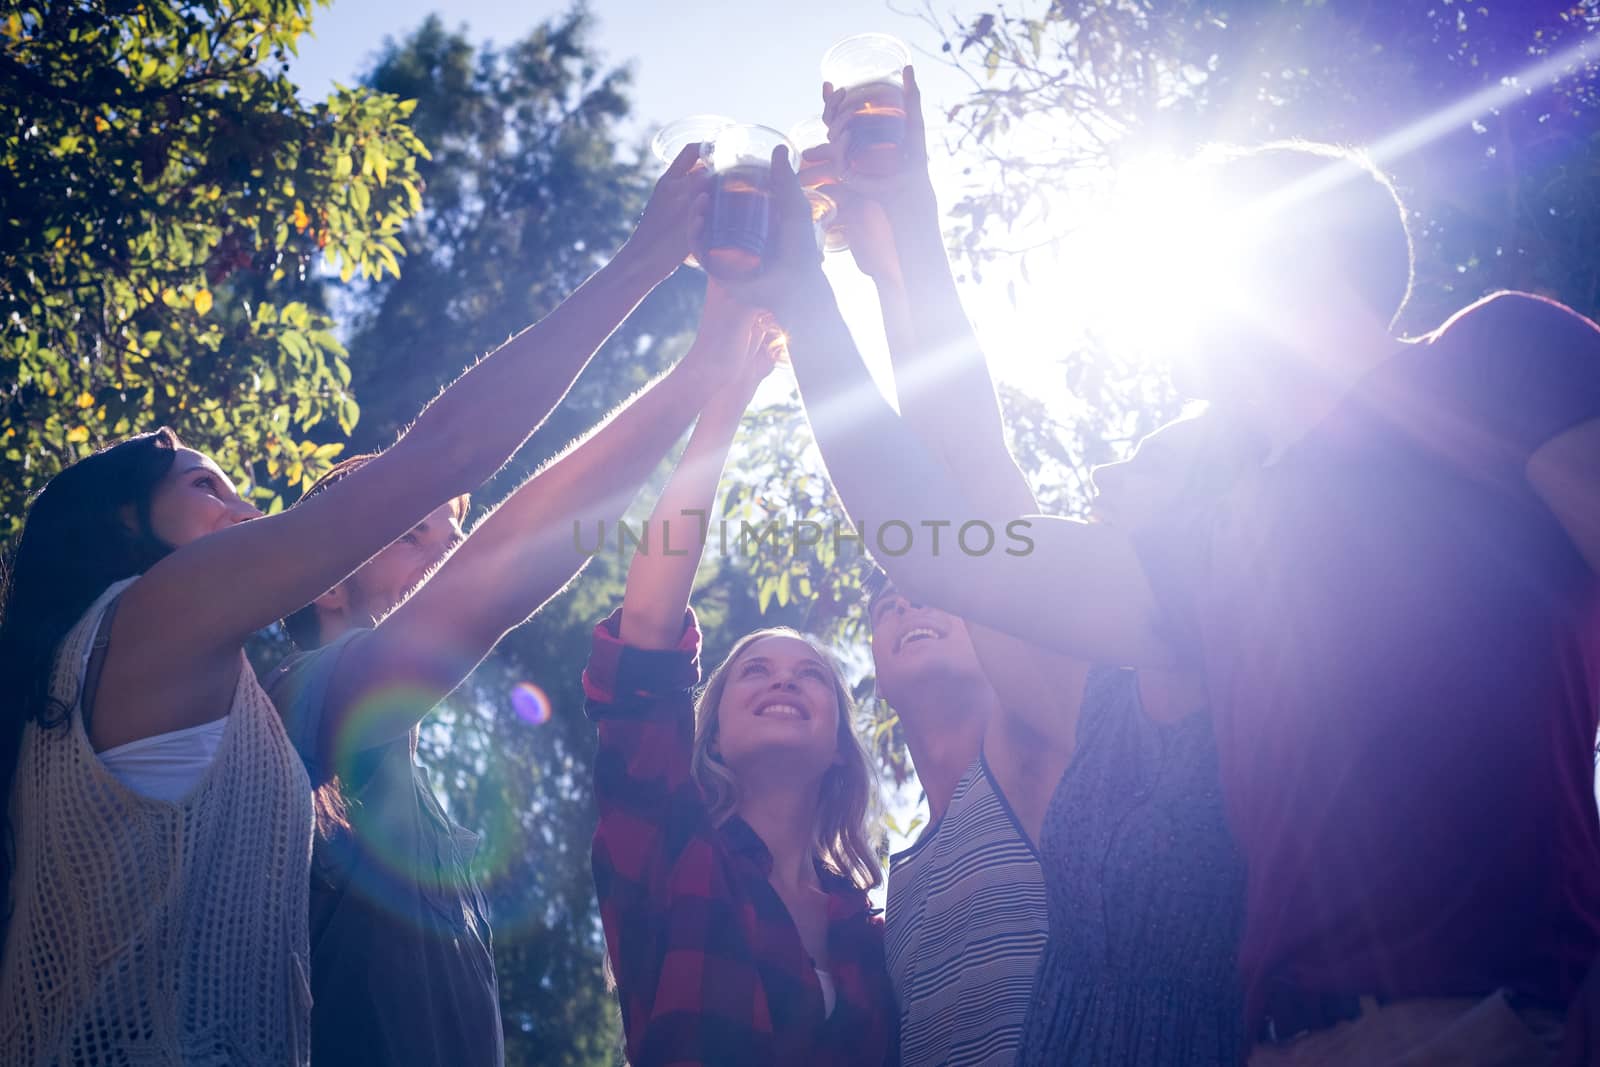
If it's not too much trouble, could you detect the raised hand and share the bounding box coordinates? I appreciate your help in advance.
[688,147,830,325]
[682,280,759,379]
[628,142,713,277]
[722,319,786,408]
[696,278,761,349]
[822,65,935,212]
[682,282,782,406]
[789,140,898,279]
[832,185,901,282]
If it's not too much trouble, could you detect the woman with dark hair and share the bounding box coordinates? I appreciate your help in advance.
[0,148,706,1065]
[584,286,897,1067]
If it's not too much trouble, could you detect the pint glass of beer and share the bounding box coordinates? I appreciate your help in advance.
[820,33,911,179]
[789,117,849,254]
[701,124,795,280]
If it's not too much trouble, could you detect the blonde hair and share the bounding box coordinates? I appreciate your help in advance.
[691,627,882,890]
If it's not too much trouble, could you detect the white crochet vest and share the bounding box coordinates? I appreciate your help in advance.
[1,578,314,1065]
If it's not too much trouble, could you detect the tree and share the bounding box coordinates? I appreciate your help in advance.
[0,0,428,534]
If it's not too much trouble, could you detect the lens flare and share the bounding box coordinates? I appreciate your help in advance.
[306,678,578,939]
[312,681,488,927]
[510,681,553,726]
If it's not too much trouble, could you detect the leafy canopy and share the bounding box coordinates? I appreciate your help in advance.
[1,0,428,533]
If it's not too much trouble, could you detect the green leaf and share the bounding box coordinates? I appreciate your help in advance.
[336,394,359,436]
[279,330,310,362]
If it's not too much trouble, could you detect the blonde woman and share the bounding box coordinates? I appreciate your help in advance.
[583,285,896,1067]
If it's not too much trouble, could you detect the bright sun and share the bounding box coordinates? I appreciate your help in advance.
[775,151,1277,411]
[1049,154,1261,364]
[958,151,1267,396]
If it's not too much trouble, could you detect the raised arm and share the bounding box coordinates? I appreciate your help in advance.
[824,71,1089,743]
[620,290,780,650]
[319,285,772,753]
[584,302,779,1064]
[95,148,706,748]
[119,146,706,656]
[703,149,1174,669]
[822,69,1030,510]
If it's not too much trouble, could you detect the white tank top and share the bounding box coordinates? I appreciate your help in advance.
[82,603,230,802]
[97,718,229,802]
[816,967,837,1018]
[1,578,315,1065]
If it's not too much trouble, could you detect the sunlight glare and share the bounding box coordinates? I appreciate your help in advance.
[1059,154,1257,363]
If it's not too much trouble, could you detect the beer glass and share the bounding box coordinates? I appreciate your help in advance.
[650,114,736,168]
[651,115,736,270]
[820,33,911,179]
[789,117,849,254]
[701,124,796,280]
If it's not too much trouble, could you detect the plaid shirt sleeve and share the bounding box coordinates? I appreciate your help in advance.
[584,607,777,1065]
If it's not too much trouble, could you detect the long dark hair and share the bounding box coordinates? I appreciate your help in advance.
[0,428,181,908]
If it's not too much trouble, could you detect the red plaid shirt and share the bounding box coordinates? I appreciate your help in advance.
[584,608,898,1067]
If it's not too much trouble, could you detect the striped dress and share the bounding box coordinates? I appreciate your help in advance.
[885,755,1048,1066]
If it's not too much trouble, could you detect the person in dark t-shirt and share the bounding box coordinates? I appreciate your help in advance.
[732,130,1600,1064]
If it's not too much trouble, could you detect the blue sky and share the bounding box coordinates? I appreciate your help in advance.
[290,0,969,144]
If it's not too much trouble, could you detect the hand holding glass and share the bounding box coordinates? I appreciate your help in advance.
[651,116,736,270]
[820,33,912,179]
[789,117,849,254]
[700,124,796,280]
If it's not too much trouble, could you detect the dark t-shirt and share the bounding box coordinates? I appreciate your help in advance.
[1137,292,1600,1026]
[266,631,504,1067]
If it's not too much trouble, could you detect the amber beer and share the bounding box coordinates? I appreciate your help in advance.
[839,82,907,179]
[789,120,849,254]
[802,189,846,254]
[700,125,794,279]
[704,165,773,279]
[796,153,835,190]
[821,33,912,180]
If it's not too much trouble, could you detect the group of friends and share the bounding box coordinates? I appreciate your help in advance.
[1,62,1598,1067]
